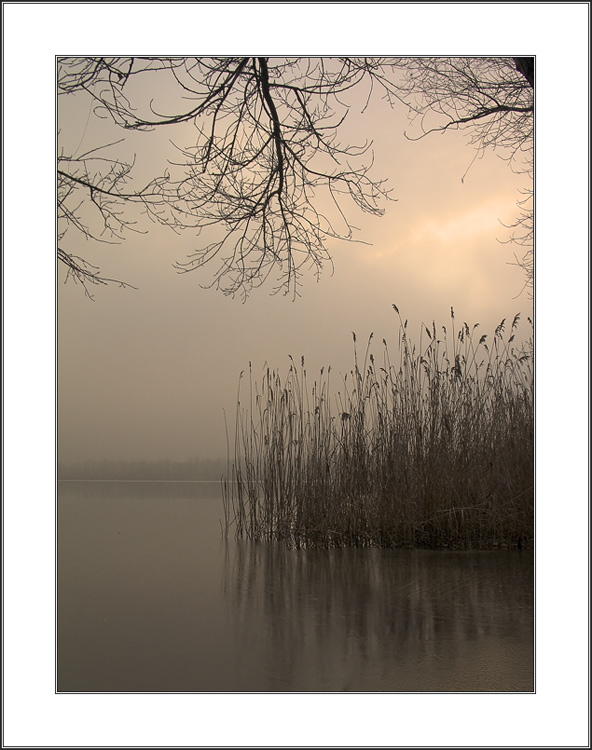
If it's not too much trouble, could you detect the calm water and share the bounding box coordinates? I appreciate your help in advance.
[57,480,534,692]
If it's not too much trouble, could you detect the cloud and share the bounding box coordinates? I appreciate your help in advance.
[410,198,514,246]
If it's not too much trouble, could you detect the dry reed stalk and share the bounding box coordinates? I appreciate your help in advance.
[222,308,534,549]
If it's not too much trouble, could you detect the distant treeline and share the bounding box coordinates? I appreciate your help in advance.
[58,457,226,481]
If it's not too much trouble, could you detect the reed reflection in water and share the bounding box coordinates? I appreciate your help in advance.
[224,542,533,692]
[58,481,533,692]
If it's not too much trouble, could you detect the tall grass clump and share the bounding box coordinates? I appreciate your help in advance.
[222,307,534,549]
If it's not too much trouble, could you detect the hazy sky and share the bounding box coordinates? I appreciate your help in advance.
[58,59,533,465]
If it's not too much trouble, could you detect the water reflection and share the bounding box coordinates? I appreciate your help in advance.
[58,481,533,692]
[224,542,534,691]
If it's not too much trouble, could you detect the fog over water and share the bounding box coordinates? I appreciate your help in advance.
[57,64,532,468]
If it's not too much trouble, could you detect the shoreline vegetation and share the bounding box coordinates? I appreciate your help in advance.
[223,307,534,551]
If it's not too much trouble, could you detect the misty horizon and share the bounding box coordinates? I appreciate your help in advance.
[57,456,227,481]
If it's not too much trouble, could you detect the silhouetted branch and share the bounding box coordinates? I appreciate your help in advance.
[58,247,138,300]
[58,56,533,298]
[512,57,534,89]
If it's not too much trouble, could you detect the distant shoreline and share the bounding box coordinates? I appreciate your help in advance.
[57,478,223,483]
[57,457,227,482]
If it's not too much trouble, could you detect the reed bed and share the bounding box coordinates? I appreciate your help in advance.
[222,307,534,549]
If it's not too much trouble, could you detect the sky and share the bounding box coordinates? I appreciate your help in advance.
[3,5,590,747]
[57,60,534,466]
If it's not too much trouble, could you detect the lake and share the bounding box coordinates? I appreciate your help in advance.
[57,480,534,692]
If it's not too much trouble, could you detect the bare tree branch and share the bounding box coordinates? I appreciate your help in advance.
[57,56,533,299]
